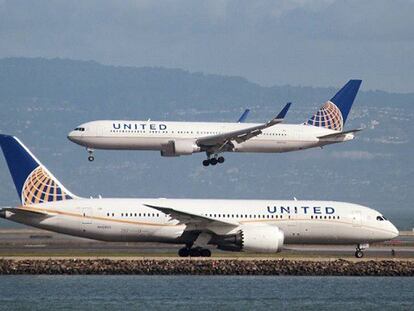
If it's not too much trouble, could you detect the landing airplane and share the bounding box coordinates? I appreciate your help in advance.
[0,135,398,258]
[68,80,363,166]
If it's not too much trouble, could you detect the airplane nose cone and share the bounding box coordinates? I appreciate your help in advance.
[67,131,75,141]
[390,225,399,239]
[67,131,82,144]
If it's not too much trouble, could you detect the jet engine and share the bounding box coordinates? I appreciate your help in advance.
[212,225,284,253]
[161,140,200,157]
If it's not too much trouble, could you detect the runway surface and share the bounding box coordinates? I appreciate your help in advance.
[0,229,413,260]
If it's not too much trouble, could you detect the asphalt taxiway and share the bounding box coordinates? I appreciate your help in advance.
[0,228,413,260]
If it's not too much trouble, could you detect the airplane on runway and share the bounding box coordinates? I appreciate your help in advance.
[0,134,398,258]
[68,80,363,166]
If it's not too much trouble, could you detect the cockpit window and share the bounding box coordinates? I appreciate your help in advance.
[74,127,85,131]
[376,216,384,221]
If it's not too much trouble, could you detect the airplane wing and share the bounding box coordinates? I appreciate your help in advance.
[237,109,250,123]
[196,103,291,148]
[143,204,239,226]
[318,128,362,139]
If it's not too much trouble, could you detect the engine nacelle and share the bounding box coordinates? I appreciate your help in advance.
[214,225,284,253]
[161,140,200,157]
[240,225,284,253]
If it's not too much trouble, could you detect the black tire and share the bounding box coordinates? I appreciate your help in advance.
[202,160,210,167]
[200,249,211,257]
[355,250,364,258]
[217,156,225,164]
[189,248,201,257]
[210,158,218,165]
[178,247,190,257]
[88,156,94,162]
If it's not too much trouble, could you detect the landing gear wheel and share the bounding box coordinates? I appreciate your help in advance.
[178,247,190,257]
[200,249,211,257]
[189,247,202,257]
[202,160,210,167]
[217,156,225,164]
[88,155,95,162]
[355,250,364,258]
[210,158,218,165]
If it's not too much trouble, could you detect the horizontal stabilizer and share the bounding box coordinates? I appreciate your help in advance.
[318,128,362,139]
[0,207,52,218]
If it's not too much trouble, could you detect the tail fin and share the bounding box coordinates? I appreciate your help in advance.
[0,135,77,205]
[306,80,362,131]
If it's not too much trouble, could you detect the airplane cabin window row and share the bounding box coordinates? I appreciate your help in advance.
[103,212,341,220]
[106,212,161,218]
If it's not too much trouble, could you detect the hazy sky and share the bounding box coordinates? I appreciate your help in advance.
[1,0,413,92]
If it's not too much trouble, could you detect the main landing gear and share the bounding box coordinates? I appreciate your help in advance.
[202,154,225,167]
[87,148,95,162]
[178,246,212,257]
[354,243,369,258]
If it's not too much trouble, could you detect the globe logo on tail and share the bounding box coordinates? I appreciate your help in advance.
[306,101,343,132]
[22,166,73,205]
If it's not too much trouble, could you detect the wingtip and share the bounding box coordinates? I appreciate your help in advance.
[276,102,292,119]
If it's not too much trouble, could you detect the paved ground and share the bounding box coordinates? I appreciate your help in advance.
[0,229,412,260]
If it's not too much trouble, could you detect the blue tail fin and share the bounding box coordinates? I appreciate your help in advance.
[0,135,76,205]
[306,80,362,131]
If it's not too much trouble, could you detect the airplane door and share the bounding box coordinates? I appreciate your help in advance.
[352,211,361,227]
[81,207,93,229]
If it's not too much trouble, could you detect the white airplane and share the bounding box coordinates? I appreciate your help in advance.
[68,80,363,166]
[0,135,398,258]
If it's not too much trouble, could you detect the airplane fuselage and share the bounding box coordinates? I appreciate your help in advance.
[3,199,398,246]
[68,120,355,155]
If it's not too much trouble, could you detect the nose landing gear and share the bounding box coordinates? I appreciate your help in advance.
[87,148,95,162]
[355,249,364,258]
[354,243,369,258]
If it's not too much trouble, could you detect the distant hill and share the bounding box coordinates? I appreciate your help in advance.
[0,57,412,229]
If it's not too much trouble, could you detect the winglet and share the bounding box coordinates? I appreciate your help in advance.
[237,109,250,123]
[276,102,291,120]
